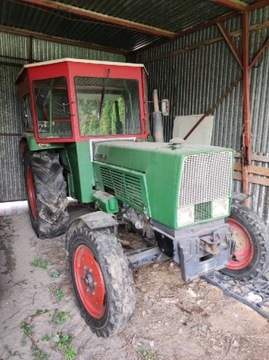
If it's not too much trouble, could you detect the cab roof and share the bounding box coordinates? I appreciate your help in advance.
[15,58,147,84]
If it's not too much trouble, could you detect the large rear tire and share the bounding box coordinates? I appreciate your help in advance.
[67,226,135,337]
[24,150,69,238]
[221,204,269,281]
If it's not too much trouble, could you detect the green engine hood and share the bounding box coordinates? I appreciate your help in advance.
[93,140,230,170]
[93,140,234,229]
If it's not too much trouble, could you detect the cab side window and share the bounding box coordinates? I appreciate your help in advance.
[33,77,72,138]
[23,95,33,131]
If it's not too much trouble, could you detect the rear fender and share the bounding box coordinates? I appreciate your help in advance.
[20,134,64,153]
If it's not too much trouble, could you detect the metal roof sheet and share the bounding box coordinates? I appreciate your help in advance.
[0,0,262,53]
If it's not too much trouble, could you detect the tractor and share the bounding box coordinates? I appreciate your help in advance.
[16,58,269,337]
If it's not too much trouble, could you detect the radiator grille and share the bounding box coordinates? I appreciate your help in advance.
[194,201,211,222]
[179,152,233,219]
[100,167,144,210]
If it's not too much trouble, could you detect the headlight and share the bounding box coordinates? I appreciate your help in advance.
[212,198,229,218]
[177,205,194,227]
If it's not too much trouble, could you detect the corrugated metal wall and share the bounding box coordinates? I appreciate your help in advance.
[0,32,125,202]
[1,7,269,225]
[137,6,269,223]
[0,65,24,201]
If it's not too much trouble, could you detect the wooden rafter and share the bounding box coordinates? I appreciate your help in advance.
[15,0,176,38]
[210,0,248,11]
[216,22,242,67]
[0,25,128,55]
[248,0,269,11]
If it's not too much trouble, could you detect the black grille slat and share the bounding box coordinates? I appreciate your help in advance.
[100,166,144,209]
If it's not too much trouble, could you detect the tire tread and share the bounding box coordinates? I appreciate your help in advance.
[25,150,69,238]
[221,204,269,281]
[68,227,135,337]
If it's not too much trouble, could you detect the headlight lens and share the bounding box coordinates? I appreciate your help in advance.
[177,205,194,227]
[212,198,229,218]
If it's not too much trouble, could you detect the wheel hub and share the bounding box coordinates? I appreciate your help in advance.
[83,268,96,293]
[227,217,254,270]
[233,230,246,252]
[74,244,106,319]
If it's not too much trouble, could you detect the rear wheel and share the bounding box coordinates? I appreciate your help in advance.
[24,150,69,238]
[67,226,135,337]
[221,204,269,281]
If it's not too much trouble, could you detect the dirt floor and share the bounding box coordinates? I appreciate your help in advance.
[1,210,269,360]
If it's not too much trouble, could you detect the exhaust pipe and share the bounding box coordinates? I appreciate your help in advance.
[152,89,164,142]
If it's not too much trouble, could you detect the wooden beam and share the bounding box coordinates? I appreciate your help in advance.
[217,22,242,67]
[250,38,269,69]
[247,0,269,11]
[235,152,269,163]
[234,173,269,187]
[234,162,269,187]
[0,25,127,55]
[16,0,176,38]
[210,0,248,12]
[234,163,269,177]
[139,19,269,64]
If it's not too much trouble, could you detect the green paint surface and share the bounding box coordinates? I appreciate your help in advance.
[23,134,64,151]
[24,136,234,230]
[93,141,234,229]
[65,141,95,203]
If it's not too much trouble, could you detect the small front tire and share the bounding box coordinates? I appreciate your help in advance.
[67,226,135,337]
[221,204,269,281]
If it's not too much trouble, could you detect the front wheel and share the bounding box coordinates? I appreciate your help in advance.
[221,204,269,281]
[67,226,135,337]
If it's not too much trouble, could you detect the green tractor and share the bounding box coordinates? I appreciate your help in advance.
[16,58,269,337]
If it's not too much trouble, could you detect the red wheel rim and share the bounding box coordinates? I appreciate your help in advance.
[74,244,106,319]
[26,167,37,220]
[227,217,254,270]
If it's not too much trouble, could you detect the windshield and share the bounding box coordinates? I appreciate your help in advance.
[75,77,141,136]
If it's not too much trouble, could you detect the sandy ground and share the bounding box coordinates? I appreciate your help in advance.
[1,211,269,360]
